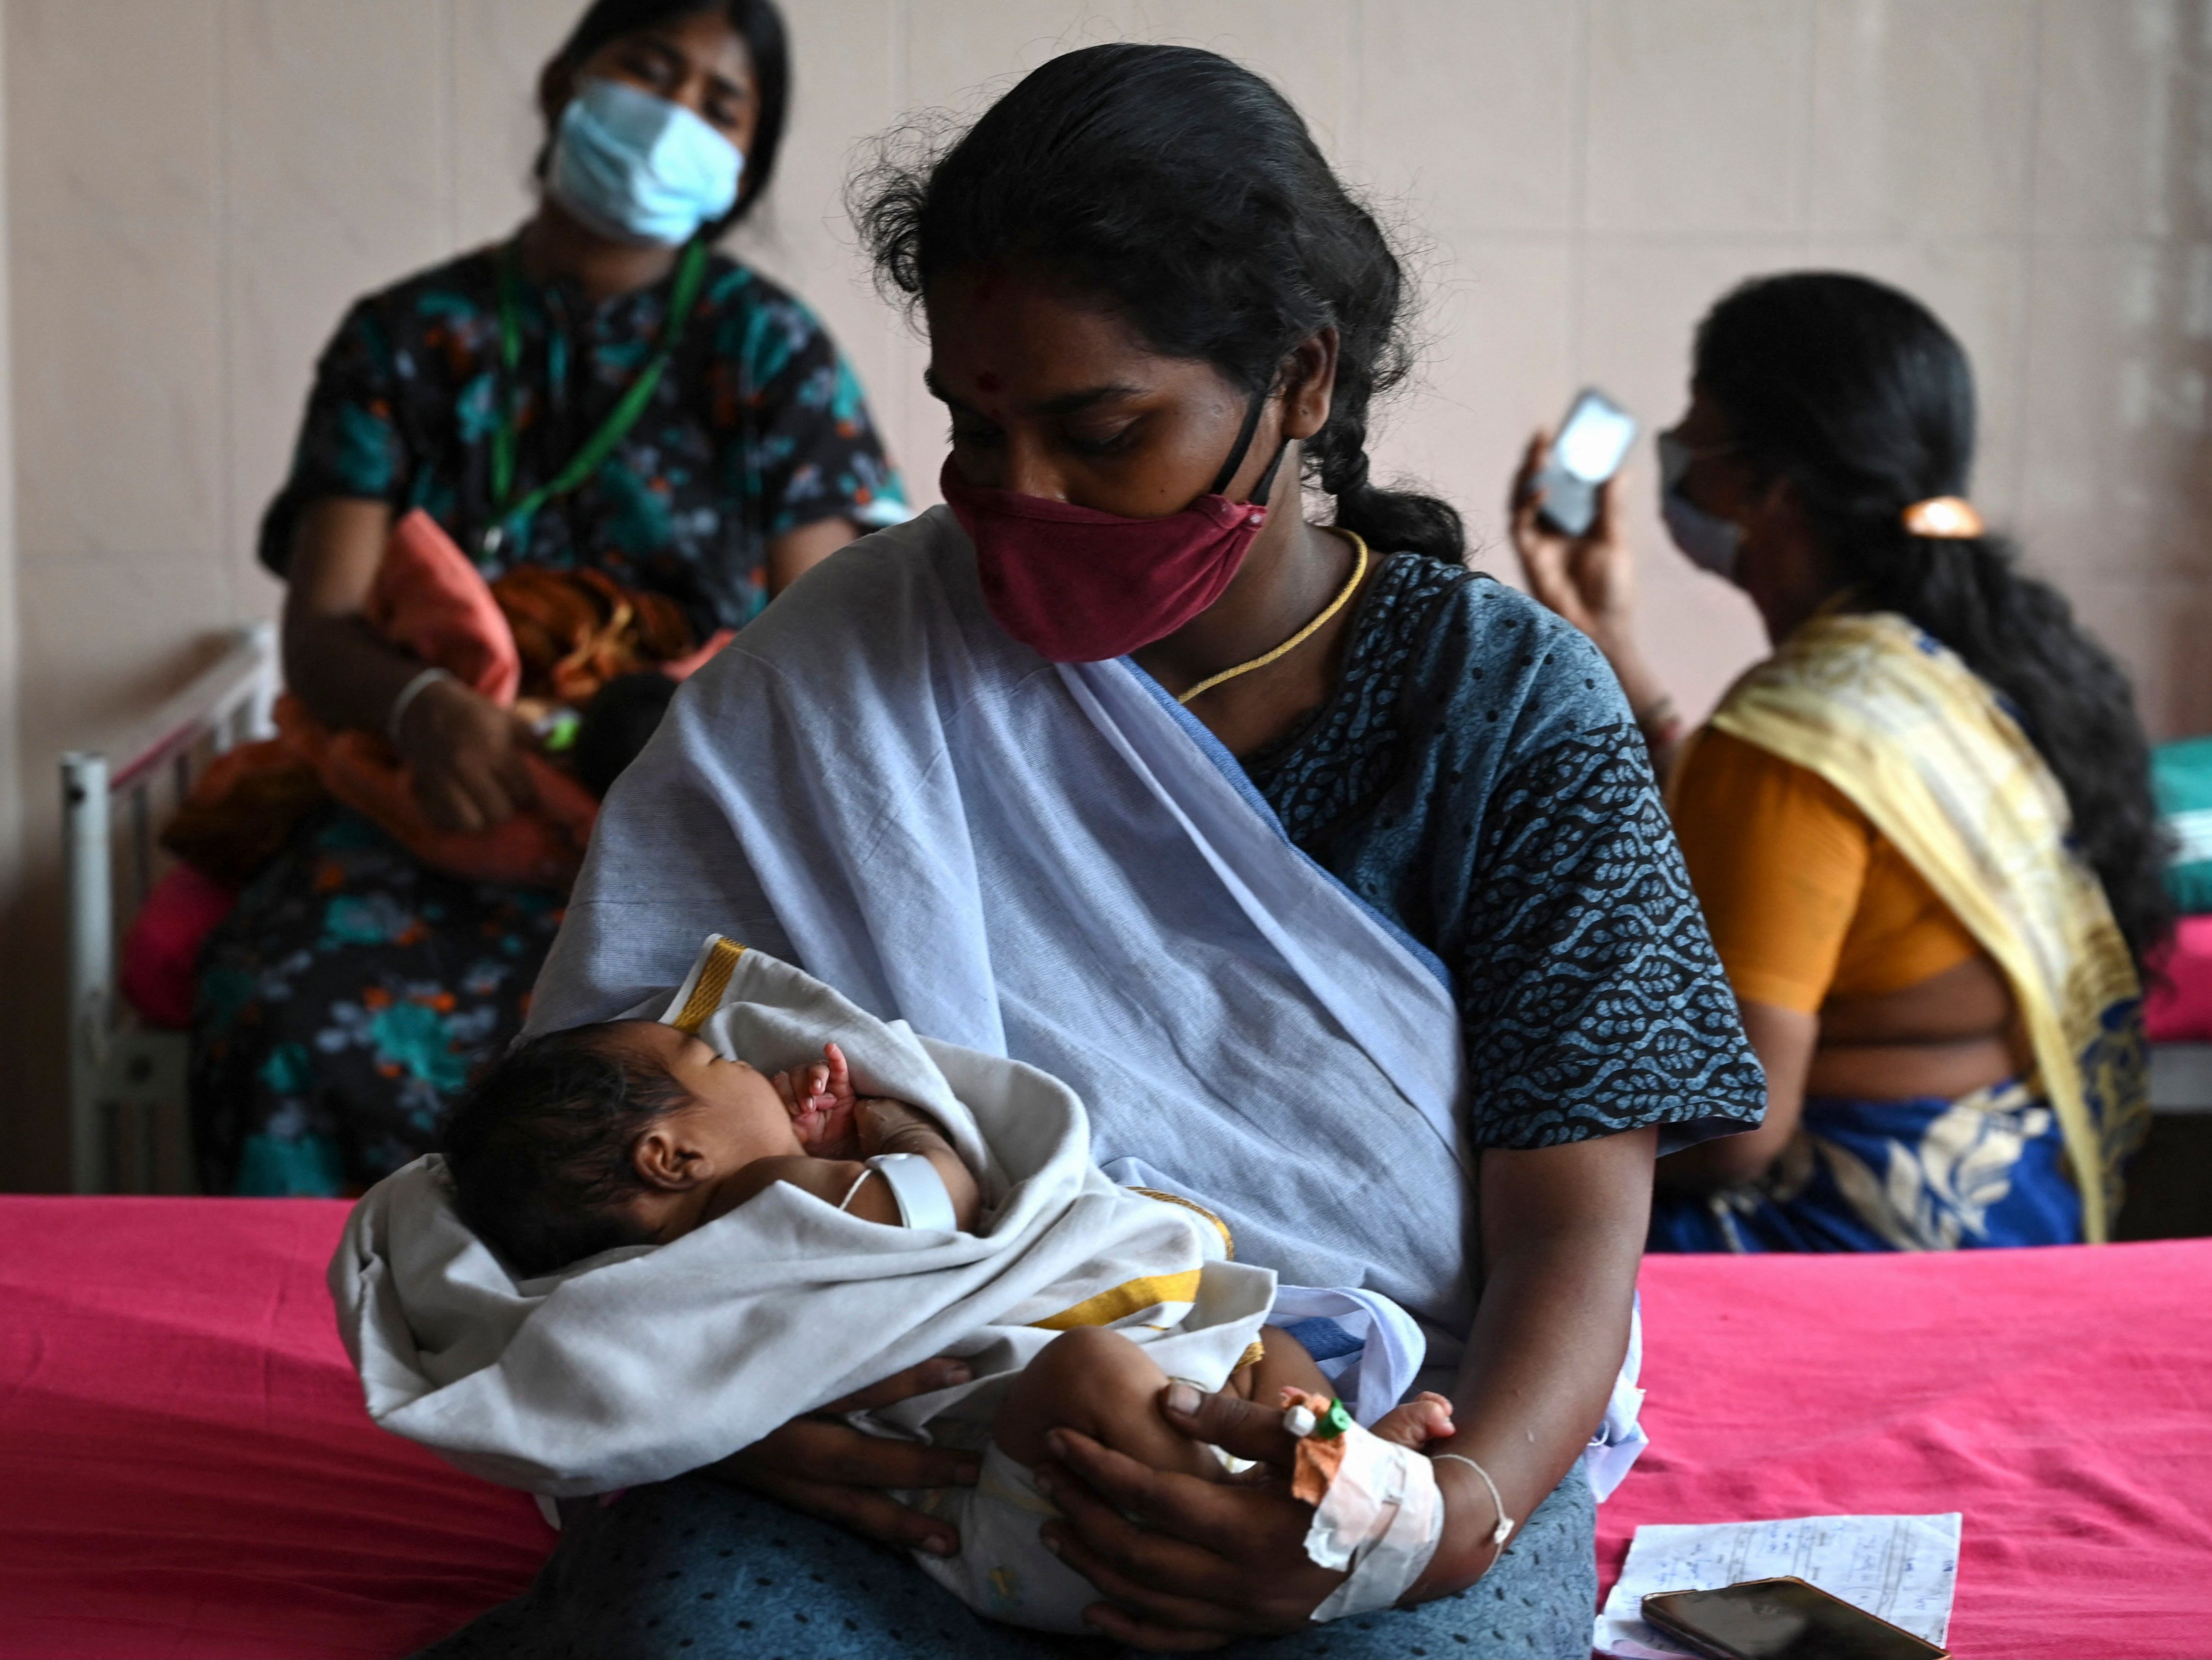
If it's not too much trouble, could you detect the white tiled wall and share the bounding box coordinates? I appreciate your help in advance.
[2,0,2208,1186]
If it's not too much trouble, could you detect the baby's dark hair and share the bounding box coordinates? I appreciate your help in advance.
[441,1023,690,1276]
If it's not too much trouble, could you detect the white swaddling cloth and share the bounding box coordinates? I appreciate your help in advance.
[330,940,1294,1498]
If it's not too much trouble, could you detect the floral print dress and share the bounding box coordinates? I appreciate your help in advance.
[191,239,906,1195]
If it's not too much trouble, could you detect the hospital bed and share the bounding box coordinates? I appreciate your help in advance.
[0,1197,2202,1659]
[61,622,277,1193]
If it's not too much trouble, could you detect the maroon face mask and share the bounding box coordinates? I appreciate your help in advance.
[939,392,1287,664]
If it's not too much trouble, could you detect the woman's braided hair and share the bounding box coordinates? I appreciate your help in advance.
[1696,272,2172,969]
[852,42,1463,562]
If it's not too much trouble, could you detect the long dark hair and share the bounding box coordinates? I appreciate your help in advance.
[1695,271,2172,968]
[540,0,790,234]
[853,42,1462,563]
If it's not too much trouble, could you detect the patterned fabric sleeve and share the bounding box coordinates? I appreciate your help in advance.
[1245,560,1764,1152]
[1452,708,1766,1148]
[717,281,907,539]
[258,300,413,576]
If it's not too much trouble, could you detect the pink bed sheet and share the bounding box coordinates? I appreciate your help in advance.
[2146,913,2212,1042]
[0,1198,2204,1659]
[1604,1242,2212,1657]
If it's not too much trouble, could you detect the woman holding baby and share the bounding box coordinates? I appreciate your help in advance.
[409,42,1764,1660]
[190,0,904,1198]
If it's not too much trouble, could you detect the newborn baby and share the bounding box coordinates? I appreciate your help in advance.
[442,1024,984,1269]
[439,1007,1454,1632]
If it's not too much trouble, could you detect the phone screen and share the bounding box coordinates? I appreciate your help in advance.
[1553,391,1637,484]
[1643,1580,1946,1660]
[1535,388,1636,537]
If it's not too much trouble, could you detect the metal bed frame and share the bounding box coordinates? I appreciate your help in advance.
[62,623,278,1194]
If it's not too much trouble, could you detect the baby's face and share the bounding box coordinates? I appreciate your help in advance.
[615,1021,804,1170]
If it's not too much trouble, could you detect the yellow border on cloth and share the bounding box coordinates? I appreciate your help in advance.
[668,936,747,1033]
[1129,1187,1235,1258]
[1030,1270,1204,1331]
[1707,611,2146,1242]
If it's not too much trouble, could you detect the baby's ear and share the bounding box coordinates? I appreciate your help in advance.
[630,1124,706,1190]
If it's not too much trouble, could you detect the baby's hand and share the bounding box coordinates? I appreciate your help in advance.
[775,1042,858,1156]
[1369,1391,1456,1450]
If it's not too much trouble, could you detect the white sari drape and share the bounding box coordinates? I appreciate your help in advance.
[526,509,1645,1485]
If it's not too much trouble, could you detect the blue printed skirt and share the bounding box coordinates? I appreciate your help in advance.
[1650,1080,2083,1253]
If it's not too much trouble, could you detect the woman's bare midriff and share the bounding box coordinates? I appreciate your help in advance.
[1807,954,2029,1101]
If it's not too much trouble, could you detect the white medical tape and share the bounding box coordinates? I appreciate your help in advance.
[864,1151,957,1232]
[1301,1421,1447,1622]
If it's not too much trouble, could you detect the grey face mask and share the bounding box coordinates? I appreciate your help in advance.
[1658,432,1742,582]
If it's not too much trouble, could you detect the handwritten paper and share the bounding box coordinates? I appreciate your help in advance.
[1594,1512,1961,1658]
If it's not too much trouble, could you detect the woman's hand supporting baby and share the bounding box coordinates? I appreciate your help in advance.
[703,1357,984,1557]
[1031,1387,1350,1645]
[1031,1131,1658,1648]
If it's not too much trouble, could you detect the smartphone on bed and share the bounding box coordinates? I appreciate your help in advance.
[1533,387,1636,537]
[1642,1578,1949,1660]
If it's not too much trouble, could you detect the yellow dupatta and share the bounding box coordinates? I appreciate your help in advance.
[1706,611,2147,1242]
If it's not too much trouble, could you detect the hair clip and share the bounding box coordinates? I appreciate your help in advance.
[1902,496,1983,539]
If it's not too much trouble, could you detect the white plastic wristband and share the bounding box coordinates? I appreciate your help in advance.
[386,665,453,746]
[862,1152,957,1232]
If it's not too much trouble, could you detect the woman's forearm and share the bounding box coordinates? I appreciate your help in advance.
[1409,1130,1655,1600]
[286,609,439,735]
[281,496,419,733]
[1412,1236,1633,1595]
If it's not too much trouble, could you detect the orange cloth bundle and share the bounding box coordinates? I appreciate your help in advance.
[371,508,524,708]
[165,510,713,892]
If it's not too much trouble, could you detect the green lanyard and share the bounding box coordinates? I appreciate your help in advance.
[481,236,711,559]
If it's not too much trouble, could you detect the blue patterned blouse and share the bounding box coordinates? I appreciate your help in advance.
[1245,551,1765,1149]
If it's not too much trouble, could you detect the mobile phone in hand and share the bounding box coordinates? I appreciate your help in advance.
[1642,1577,1949,1660]
[1533,387,1637,537]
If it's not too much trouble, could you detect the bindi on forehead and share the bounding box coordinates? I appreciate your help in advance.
[975,372,1003,393]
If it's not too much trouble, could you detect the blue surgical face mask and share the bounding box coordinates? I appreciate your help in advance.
[548,77,743,246]
[1657,431,1742,582]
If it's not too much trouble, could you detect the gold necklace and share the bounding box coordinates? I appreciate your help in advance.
[1176,530,1371,705]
